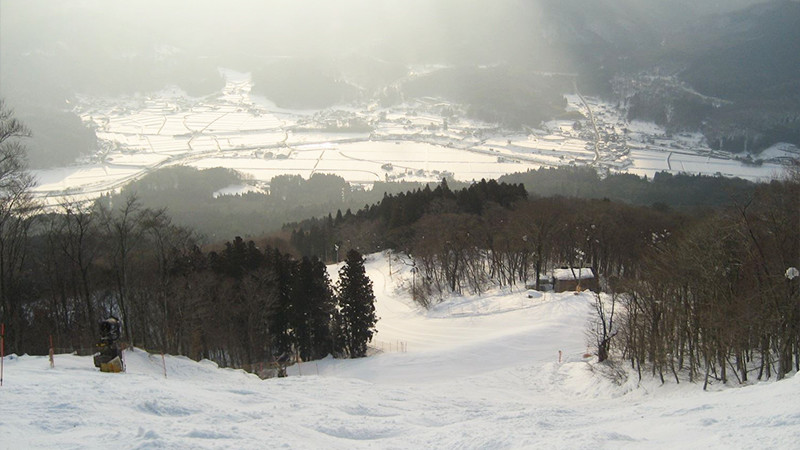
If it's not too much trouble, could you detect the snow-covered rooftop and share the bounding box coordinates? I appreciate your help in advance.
[553,267,595,280]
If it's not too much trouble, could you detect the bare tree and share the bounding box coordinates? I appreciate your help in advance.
[57,201,102,343]
[0,100,38,351]
[99,194,145,347]
[593,291,618,363]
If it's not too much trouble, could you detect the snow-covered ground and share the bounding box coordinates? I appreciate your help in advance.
[29,70,795,208]
[2,253,798,449]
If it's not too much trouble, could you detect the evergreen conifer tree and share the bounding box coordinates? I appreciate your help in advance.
[269,249,296,357]
[291,256,335,360]
[335,249,377,358]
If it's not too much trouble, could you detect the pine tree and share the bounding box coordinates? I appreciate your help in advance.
[310,257,335,358]
[268,249,296,357]
[291,256,334,361]
[335,249,377,358]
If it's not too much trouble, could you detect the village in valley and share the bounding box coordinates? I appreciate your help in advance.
[32,69,794,207]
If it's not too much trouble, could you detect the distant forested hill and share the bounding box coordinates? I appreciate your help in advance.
[401,66,570,129]
[102,165,762,241]
[623,1,800,153]
[102,167,431,240]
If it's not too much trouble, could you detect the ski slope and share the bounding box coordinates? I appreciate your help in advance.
[1,254,798,449]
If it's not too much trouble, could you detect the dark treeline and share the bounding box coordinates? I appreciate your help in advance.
[290,178,681,303]
[0,133,378,374]
[5,195,377,369]
[499,166,757,209]
[289,178,527,256]
[106,166,436,240]
[100,163,763,242]
[104,164,761,240]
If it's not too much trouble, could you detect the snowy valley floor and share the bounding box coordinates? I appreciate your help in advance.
[1,253,799,449]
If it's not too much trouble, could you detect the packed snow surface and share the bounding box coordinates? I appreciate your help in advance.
[1,253,798,448]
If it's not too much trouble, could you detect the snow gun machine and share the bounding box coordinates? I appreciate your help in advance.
[93,317,124,373]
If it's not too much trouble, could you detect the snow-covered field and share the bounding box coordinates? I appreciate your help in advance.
[29,69,795,207]
[2,254,798,449]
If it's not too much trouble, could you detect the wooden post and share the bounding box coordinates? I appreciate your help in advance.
[296,352,301,377]
[49,335,55,368]
[558,350,562,364]
[412,266,417,303]
[1,323,5,386]
[161,353,167,378]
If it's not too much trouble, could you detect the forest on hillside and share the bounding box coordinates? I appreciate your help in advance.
[5,195,379,373]
[98,164,764,240]
[287,173,799,384]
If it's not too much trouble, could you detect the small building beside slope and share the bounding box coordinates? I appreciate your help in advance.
[552,267,599,293]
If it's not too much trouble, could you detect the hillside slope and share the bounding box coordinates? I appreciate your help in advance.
[0,253,798,448]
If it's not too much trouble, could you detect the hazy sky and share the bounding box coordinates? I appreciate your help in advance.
[2,0,766,58]
[0,0,770,100]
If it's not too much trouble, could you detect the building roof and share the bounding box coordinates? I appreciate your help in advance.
[553,267,594,281]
